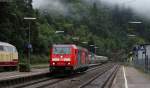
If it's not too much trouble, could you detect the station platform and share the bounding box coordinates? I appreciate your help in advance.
[0,68,49,81]
[0,64,100,82]
[112,66,150,88]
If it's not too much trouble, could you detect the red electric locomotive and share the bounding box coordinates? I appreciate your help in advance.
[49,44,89,73]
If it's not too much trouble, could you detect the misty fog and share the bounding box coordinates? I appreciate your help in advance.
[33,0,150,19]
[32,0,69,15]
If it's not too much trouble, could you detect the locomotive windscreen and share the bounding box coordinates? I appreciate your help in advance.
[53,47,71,54]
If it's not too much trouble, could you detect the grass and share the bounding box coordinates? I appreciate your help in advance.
[31,64,49,69]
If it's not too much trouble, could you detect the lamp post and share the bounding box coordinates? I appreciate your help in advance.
[24,17,36,71]
[128,21,142,24]
[94,46,99,63]
[55,31,64,34]
[127,34,136,38]
[89,45,95,63]
[72,37,80,45]
[90,45,94,47]
[82,42,88,44]
[127,21,142,37]
[89,45,95,53]
[94,46,99,54]
[127,21,142,63]
[127,21,142,38]
[81,41,88,48]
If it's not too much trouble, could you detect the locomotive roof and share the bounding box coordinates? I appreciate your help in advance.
[53,44,88,51]
[0,42,14,47]
[53,44,77,49]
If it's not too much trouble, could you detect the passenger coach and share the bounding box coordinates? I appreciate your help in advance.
[49,44,89,73]
[0,42,18,70]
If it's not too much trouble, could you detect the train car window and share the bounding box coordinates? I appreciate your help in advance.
[9,47,13,52]
[53,47,71,54]
[13,47,17,52]
[3,46,8,52]
[0,45,4,51]
[4,46,10,52]
[4,46,13,52]
[10,47,14,52]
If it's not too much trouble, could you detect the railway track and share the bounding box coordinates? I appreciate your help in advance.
[32,63,113,88]
[1,63,118,88]
[47,63,117,88]
[7,64,110,88]
[11,63,115,88]
[42,63,118,88]
[78,64,119,88]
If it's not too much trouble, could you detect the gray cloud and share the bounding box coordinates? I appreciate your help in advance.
[32,0,69,15]
[33,0,150,19]
[83,0,150,19]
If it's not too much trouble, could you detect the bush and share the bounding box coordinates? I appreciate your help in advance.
[19,54,49,65]
[30,55,49,65]
[19,63,31,72]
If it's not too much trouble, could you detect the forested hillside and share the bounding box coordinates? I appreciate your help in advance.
[1,0,150,61]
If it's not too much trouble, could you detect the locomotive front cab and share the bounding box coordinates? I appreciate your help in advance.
[49,45,75,72]
[0,42,18,70]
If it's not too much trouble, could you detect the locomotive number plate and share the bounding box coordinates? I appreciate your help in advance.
[57,62,65,65]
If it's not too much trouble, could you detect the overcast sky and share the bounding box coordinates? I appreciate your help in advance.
[32,0,150,19]
[102,0,150,18]
[32,0,69,15]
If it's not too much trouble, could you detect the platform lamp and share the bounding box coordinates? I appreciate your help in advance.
[55,31,64,34]
[128,21,142,24]
[127,21,142,64]
[81,42,88,48]
[89,45,95,63]
[24,17,36,72]
[94,46,99,63]
[94,46,99,55]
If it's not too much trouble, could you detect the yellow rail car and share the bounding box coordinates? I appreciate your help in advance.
[0,42,18,70]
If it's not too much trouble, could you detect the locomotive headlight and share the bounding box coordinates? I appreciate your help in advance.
[52,58,59,61]
[64,58,71,61]
[52,62,55,65]
[68,62,71,65]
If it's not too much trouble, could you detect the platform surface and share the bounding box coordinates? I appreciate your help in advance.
[0,68,49,81]
[112,66,150,88]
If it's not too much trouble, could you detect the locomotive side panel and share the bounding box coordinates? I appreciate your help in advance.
[75,48,89,72]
